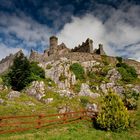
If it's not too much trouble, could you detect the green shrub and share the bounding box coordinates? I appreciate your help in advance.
[95,92,129,131]
[116,62,138,82]
[101,55,109,65]
[30,62,45,80]
[59,73,67,82]
[2,53,45,91]
[46,64,52,69]
[87,71,96,79]
[100,66,111,76]
[1,74,11,87]
[88,72,109,86]
[80,96,89,107]
[70,63,85,81]
[0,77,3,84]
[122,90,139,110]
[72,81,82,93]
[116,57,123,63]
[44,78,56,87]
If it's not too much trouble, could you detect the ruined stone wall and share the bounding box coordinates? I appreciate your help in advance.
[94,44,106,55]
[71,38,93,53]
[29,50,44,62]
[45,52,102,62]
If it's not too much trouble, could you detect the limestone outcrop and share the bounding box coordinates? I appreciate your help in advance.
[26,81,46,101]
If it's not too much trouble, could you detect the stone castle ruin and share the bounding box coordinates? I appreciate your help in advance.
[0,36,140,76]
[71,38,93,53]
[29,36,106,62]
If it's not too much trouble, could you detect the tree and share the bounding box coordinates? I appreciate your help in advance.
[3,52,45,91]
[95,92,129,131]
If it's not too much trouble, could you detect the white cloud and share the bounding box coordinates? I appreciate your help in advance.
[57,4,140,60]
[0,12,53,60]
[0,2,140,62]
[0,43,28,60]
[0,12,53,48]
[57,14,106,48]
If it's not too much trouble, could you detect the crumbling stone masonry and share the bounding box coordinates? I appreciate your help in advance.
[71,38,93,53]
[94,44,106,55]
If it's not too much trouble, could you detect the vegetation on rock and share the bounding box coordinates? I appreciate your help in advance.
[116,62,138,82]
[70,63,85,81]
[46,64,52,69]
[122,90,139,110]
[72,81,82,93]
[59,73,67,82]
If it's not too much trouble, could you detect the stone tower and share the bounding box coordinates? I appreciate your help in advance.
[87,38,93,53]
[49,36,58,55]
[99,44,106,55]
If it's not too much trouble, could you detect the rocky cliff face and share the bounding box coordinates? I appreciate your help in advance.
[0,50,23,74]
[38,57,140,98]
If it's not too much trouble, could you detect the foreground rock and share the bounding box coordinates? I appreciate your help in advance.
[7,91,21,100]
[26,81,45,100]
[42,98,53,104]
[86,103,98,117]
[57,106,72,114]
[0,85,7,91]
[43,58,77,90]
[57,90,75,98]
[0,98,4,104]
[79,83,100,98]
[106,68,121,82]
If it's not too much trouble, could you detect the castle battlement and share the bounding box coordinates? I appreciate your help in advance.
[71,38,93,53]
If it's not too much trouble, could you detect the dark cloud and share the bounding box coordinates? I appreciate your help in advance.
[0,0,140,61]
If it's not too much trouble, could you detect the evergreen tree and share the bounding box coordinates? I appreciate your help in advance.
[3,52,45,91]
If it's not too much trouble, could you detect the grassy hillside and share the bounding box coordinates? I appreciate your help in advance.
[0,55,140,139]
[0,99,140,140]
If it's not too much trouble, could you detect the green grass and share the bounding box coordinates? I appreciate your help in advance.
[0,99,140,140]
[0,86,140,139]
[0,100,140,140]
[0,119,140,140]
[0,77,3,84]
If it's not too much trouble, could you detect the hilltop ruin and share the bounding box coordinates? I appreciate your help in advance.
[29,36,106,62]
[0,36,140,76]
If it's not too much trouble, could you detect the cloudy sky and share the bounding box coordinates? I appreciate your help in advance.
[0,0,140,61]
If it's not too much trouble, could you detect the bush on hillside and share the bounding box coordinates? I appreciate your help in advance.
[95,92,129,131]
[116,62,138,82]
[122,90,139,110]
[2,53,45,91]
[70,63,85,81]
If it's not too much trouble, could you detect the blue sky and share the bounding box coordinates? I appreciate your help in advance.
[0,0,140,61]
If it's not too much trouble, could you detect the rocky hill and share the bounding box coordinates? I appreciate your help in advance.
[0,36,140,116]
